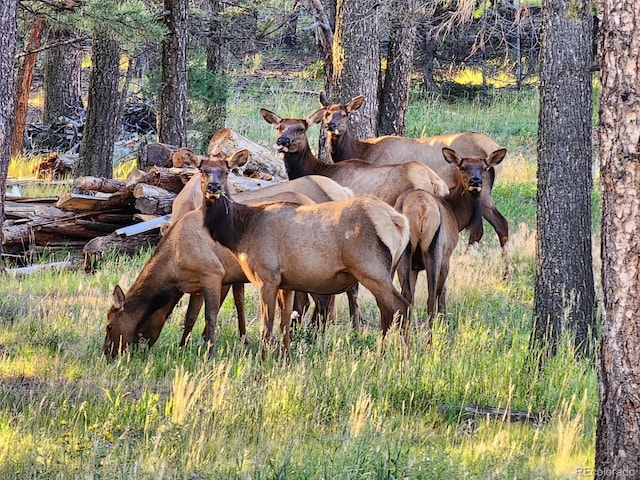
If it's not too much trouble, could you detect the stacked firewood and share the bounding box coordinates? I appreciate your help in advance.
[3,130,286,272]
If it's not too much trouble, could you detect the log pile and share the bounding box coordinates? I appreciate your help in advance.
[3,130,286,272]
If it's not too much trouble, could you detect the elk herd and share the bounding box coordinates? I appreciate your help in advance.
[102,93,508,360]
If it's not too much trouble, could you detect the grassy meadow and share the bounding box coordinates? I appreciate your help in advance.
[0,79,599,479]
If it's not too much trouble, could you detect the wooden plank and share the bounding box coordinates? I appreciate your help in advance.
[55,193,109,211]
[114,215,171,236]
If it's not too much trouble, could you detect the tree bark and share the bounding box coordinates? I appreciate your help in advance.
[377,0,417,135]
[11,16,46,156]
[0,0,19,270]
[43,27,84,123]
[595,0,640,475]
[76,33,121,178]
[158,0,189,147]
[532,0,595,359]
[331,0,380,139]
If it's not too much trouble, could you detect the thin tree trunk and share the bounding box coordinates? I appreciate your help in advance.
[43,27,84,123]
[11,16,46,157]
[331,0,380,139]
[532,0,595,360]
[378,0,417,135]
[0,0,19,270]
[595,0,640,473]
[158,0,189,147]
[76,33,121,178]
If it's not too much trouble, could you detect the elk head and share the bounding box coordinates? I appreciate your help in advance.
[260,108,324,154]
[442,147,507,194]
[103,285,179,357]
[318,92,365,136]
[199,148,250,202]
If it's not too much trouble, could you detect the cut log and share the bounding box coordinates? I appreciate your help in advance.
[208,129,287,181]
[133,184,176,215]
[74,176,126,193]
[135,166,187,193]
[82,231,161,272]
[137,142,178,170]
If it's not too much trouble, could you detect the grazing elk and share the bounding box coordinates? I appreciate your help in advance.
[394,189,459,328]
[170,130,360,331]
[318,93,509,248]
[199,152,411,359]
[102,182,318,356]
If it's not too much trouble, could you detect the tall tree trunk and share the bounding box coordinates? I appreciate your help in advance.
[0,0,19,270]
[307,0,334,160]
[43,27,84,123]
[595,0,640,473]
[202,0,229,150]
[76,33,121,178]
[331,0,380,139]
[158,0,189,147]
[532,0,595,359]
[377,0,417,135]
[417,22,439,93]
[11,16,46,157]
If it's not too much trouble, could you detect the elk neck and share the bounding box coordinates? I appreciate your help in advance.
[281,144,333,180]
[327,127,363,162]
[203,194,246,252]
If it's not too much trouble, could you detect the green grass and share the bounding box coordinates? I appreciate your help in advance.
[0,81,598,479]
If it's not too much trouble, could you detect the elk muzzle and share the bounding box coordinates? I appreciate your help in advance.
[205,181,223,199]
[275,136,290,152]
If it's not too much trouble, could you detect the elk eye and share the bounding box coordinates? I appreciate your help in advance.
[107,324,113,331]
[459,166,466,171]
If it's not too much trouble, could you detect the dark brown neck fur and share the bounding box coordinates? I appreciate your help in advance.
[327,128,368,162]
[282,145,336,180]
[203,195,248,252]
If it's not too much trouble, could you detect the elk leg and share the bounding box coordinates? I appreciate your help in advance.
[292,291,311,329]
[347,283,361,331]
[231,283,248,344]
[481,199,509,249]
[202,286,223,356]
[277,289,294,360]
[258,282,279,361]
[181,293,204,346]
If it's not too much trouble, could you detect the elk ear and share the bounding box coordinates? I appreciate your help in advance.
[319,91,331,106]
[261,108,282,125]
[112,285,126,310]
[346,95,365,113]
[208,128,232,156]
[172,147,202,168]
[227,149,250,169]
[486,148,507,167]
[306,108,325,126]
[442,147,462,167]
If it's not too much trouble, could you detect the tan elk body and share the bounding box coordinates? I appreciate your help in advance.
[318,93,509,247]
[198,152,411,359]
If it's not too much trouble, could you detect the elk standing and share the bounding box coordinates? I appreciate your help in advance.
[318,93,508,248]
[199,151,411,359]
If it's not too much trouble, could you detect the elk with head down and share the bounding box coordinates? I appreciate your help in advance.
[102,148,324,357]
[318,92,509,248]
[169,130,360,332]
[198,150,411,359]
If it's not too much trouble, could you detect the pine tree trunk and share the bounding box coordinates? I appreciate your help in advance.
[158,0,189,147]
[377,0,417,136]
[0,0,19,268]
[532,0,595,359]
[76,33,121,178]
[595,0,640,474]
[43,27,84,123]
[331,0,380,139]
[11,15,45,156]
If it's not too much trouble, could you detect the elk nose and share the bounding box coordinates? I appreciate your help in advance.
[469,177,482,188]
[207,182,221,193]
[277,137,290,148]
[327,121,337,130]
